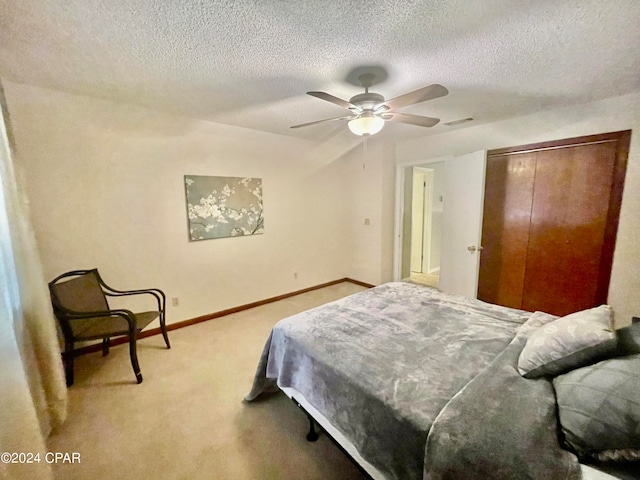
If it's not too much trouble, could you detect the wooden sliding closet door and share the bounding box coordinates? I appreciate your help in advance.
[522,142,618,314]
[478,131,630,316]
[477,153,535,309]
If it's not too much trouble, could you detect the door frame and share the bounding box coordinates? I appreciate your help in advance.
[393,155,451,281]
[409,167,434,274]
[421,168,435,274]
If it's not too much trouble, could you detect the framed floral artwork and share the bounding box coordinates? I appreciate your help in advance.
[184,175,264,240]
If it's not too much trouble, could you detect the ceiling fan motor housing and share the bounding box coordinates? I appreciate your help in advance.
[349,92,385,112]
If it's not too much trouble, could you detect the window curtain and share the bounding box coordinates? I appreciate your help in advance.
[0,81,67,479]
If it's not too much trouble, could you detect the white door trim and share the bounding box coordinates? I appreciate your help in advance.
[421,169,434,274]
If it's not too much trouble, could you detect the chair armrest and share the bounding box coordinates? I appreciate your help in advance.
[93,270,166,313]
[54,304,138,329]
[103,288,165,313]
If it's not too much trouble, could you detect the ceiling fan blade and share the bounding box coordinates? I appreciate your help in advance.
[307,91,356,109]
[384,112,440,128]
[383,84,448,110]
[290,115,354,129]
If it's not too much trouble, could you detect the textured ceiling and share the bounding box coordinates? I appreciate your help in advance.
[1,0,639,142]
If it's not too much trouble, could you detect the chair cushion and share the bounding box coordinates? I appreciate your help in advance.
[553,354,640,460]
[517,305,616,378]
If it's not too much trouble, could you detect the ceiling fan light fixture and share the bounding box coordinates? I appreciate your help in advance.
[348,114,385,136]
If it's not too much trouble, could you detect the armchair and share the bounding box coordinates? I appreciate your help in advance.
[48,268,170,386]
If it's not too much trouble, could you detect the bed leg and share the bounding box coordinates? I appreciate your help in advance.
[306,417,319,442]
[290,396,320,442]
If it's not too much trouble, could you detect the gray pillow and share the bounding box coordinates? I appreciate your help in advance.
[517,305,616,378]
[616,322,640,356]
[553,354,640,460]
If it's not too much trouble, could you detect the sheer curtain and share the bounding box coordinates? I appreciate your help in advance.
[0,81,67,479]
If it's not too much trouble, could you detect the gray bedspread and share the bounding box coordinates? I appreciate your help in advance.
[424,310,582,479]
[245,282,580,479]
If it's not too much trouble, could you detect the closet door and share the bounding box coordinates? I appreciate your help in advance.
[478,153,535,309]
[478,131,630,316]
[521,142,619,315]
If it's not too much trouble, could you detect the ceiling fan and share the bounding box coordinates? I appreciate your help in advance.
[291,73,448,136]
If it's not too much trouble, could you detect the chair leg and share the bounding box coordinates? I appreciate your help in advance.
[64,341,74,387]
[129,335,143,384]
[160,314,171,349]
[102,337,110,357]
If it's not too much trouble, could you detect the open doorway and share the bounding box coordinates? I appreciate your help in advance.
[395,151,487,297]
[401,162,445,287]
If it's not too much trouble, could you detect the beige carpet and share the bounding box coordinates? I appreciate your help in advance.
[48,282,369,480]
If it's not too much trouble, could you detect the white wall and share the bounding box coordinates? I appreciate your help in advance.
[4,81,353,324]
[8,80,638,325]
[343,138,396,286]
[396,92,640,326]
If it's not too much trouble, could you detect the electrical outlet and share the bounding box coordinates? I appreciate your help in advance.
[172,297,179,307]
[364,218,371,226]
[293,272,298,279]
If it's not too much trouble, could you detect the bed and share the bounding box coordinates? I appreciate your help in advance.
[245,282,639,479]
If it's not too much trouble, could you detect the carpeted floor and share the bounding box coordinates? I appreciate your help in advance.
[47,282,369,480]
